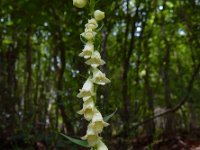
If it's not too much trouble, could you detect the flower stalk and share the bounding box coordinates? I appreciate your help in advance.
[73,0,110,149]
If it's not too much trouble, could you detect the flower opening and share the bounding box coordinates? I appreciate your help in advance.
[79,42,94,59]
[85,51,105,67]
[91,68,110,85]
[77,78,95,99]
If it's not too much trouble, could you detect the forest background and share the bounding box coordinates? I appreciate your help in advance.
[0,0,200,149]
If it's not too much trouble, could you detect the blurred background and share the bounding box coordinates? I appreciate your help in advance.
[0,0,200,149]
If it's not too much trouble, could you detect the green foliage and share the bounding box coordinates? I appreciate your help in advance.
[0,0,200,149]
[103,109,117,122]
[60,133,90,148]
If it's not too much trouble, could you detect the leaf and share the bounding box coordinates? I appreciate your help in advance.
[103,108,117,122]
[97,22,104,32]
[7,21,13,26]
[3,38,12,45]
[60,133,90,148]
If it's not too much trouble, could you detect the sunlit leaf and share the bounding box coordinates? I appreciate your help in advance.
[7,21,13,26]
[3,38,12,45]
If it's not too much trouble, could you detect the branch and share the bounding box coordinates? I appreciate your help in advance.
[134,62,200,128]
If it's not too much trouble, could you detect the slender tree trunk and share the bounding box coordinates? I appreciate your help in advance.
[160,6,175,132]
[121,2,140,136]
[143,30,155,138]
[51,11,74,133]
[24,26,33,125]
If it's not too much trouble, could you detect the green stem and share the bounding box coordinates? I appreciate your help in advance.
[89,0,95,17]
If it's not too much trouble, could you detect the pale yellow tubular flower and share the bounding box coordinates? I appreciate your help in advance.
[83,96,93,102]
[81,28,96,41]
[73,0,87,8]
[77,78,95,99]
[88,18,98,26]
[90,109,109,134]
[79,42,94,59]
[91,68,110,85]
[85,23,97,30]
[74,1,109,149]
[77,98,95,121]
[96,140,108,150]
[85,51,105,68]
[85,18,98,30]
[94,10,105,21]
[82,124,101,147]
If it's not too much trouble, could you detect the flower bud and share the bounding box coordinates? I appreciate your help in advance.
[88,18,98,25]
[85,23,97,30]
[85,18,98,30]
[94,10,105,21]
[73,0,87,8]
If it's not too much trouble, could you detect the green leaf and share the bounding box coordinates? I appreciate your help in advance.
[103,108,117,122]
[60,133,90,148]
[7,21,13,26]
[3,38,12,45]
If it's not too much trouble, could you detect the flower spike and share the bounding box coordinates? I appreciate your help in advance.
[73,1,110,149]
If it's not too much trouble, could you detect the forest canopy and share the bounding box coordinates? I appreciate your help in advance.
[0,0,200,149]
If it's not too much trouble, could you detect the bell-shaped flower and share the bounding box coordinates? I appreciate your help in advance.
[88,18,98,27]
[83,96,93,102]
[85,23,97,30]
[82,124,101,147]
[90,109,109,134]
[85,18,98,30]
[73,0,87,8]
[79,42,94,59]
[85,51,105,68]
[94,10,105,21]
[77,98,95,121]
[96,140,108,150]
[91,68,110,85]
[77,78,95,99]
[81,28,96,41]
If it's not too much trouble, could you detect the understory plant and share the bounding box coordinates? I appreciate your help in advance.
[73,0,110,149]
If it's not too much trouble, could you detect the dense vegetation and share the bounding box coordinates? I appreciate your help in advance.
[0,0,200,149]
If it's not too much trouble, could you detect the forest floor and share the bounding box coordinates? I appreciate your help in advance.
[130,129,200,150]
[1,129,200,150]
[108,128,200,150]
